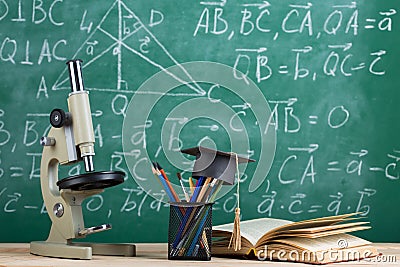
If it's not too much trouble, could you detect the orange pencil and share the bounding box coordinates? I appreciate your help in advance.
[156,162,180,202]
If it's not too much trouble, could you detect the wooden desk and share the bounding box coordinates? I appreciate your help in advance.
[0,243,398,266]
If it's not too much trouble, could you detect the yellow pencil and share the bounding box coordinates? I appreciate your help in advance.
[189,177,195,195]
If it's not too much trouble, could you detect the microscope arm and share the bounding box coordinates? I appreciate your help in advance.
[40,127,101,242]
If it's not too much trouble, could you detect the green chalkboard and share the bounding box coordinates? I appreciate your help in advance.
[0,0,399,244]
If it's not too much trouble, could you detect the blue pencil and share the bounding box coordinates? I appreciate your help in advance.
[151,165,175,201]
[186,208,209,255]
[189,176,205,202]
[173,176,205,247]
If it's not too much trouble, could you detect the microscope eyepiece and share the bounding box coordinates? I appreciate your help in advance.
[67,59,85,93]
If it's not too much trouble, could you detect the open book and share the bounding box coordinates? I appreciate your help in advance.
[212,213,377,264]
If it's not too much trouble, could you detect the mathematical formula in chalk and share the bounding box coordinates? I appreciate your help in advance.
[193,2,396,82]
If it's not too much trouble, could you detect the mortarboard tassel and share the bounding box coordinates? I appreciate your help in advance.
[228,153,241,251]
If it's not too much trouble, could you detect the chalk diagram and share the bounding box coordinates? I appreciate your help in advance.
[52,0,205,96]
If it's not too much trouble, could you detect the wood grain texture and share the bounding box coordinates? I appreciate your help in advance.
[0,243,398,266]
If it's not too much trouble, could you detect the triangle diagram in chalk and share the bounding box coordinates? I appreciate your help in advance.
[52,0,204,96]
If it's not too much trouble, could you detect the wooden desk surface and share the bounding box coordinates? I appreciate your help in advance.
[0,243,398,266]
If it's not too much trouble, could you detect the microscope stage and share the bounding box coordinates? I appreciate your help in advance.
[57,171,125,191]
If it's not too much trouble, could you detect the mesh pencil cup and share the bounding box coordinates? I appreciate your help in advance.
[168,202,213,260]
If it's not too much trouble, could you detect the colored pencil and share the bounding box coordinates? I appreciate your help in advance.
[155,162,180,202]
[208,179,224,202]
[204,179,217,202]
[177,173,190,202]
[189,176,205,202]
[189,177,195,194]
[196,177,212,202]
[149,161,220,257]
[151,165,175,201]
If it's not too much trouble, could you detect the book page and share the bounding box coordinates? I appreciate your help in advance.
[285,221,370,234]
[263,226,371,241]
[268,214,359,233]
[256,213,362,240]
[296,212,360,223]
[269,233,371,251]
[213,218,292,245]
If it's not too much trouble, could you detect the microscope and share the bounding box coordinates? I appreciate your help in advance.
[30,59,136,259]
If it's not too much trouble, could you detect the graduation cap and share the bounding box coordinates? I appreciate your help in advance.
[181,146,255,185]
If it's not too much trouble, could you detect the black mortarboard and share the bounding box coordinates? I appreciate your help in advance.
[181,146,255,185]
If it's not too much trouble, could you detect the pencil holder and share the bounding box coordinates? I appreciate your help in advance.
[168,202,213,261]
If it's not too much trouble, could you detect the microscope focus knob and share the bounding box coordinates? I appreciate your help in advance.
[40,137,56,146]
[50,109,72,128]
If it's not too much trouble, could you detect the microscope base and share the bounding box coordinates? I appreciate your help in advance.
[73,242,136,257]
[30,241,92,259]
[30,241,136,259]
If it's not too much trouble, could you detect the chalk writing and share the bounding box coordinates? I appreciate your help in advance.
[0,0,398,243]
